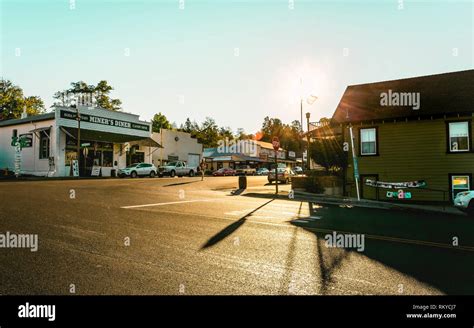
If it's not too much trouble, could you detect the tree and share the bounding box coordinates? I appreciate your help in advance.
[259,116,304,155]
[0,79,45,120]
[219,126,234,140]
[195,117,220,148]
[309,133,347,173]
[180,118,195,133]
[53,80,122,110]
[235,128,254,140]
[152,112,172,132]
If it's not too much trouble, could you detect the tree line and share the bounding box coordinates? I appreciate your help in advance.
[1,79,345,169]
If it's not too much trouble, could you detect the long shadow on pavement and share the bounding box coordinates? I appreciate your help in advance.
[201,199,274,249]
[290,204,474,295]
[163,180,200,187]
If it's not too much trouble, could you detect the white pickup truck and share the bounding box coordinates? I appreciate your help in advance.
[235,165,256,176]
[158,161,197,178]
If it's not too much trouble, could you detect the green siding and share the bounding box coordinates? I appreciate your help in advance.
[344,116,474,202]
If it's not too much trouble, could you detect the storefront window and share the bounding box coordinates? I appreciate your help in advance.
[65,151,78,166]
[65,135,114,167]
[103,151,113,167]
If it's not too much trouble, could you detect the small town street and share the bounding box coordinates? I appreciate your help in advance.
[1,176,472,295]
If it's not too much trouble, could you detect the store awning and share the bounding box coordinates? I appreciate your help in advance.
[61,127,162,148]
[30,126,52,138]
[130,138,162,148]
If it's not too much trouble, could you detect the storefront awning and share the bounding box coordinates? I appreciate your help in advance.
[30,126,52,138]
[61,127,162,147]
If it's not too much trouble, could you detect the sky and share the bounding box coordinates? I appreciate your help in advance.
[1,0,473,134]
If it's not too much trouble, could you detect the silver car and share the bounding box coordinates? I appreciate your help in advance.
[118,163,158,178]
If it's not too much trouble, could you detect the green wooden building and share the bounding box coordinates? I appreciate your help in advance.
[330,69,474,203]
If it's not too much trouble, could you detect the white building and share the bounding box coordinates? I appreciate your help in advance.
[0,105,160,177]
[151,129,203,168]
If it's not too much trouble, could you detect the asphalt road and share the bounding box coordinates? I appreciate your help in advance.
[0,176,472,295]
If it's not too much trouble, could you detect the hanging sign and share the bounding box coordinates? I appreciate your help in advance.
[365,179,426,189]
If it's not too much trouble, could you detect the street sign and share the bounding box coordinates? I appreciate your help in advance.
[82,147,89,157]
[81,143,91,147]
[272,136,280,151]
[14,144,21,177]
[353,156,359,179]
[19,134,33,148]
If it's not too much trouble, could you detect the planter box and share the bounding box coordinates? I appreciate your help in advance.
[292,175,343,196]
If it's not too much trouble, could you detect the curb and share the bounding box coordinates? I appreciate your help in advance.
[293,190,464,216]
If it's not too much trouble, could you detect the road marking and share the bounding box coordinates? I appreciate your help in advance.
[121,199,212,209]
[122,199,473,252]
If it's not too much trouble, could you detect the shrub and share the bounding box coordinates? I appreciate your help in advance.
[303,176,325,194]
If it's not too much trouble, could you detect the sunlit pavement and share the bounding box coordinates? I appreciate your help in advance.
[0,176,472,295]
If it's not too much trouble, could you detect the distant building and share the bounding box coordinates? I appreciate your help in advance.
[203,139,296,171]
[152,129,203,168]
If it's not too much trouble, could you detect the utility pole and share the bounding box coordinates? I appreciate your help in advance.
[306,112,311,170]
[349,125,360,201]
[73,99,80,178]
[300,77,303,136]
[272,136,280,195]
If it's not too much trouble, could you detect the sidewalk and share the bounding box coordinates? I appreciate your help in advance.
[293,190,465,216]
[242,187,465,216]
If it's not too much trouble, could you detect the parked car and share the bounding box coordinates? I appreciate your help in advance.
[454,191,474,215]
[158,161,197,177]
[118,163,157,178]
[293,166,304,174]
[235,165,256,176]
[212,168,236,176]
[268,167,295,184]
[256,168,270,176]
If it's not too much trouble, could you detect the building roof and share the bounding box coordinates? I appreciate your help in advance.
[256,140,283,151]
[0,112,55,127]
[332,69,474,123]
[202,147,264,162]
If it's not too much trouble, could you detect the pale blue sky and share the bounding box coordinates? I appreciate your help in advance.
[1,0,472,133]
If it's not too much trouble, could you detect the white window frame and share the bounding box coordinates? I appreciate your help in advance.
[451,175,470,199]
[449,121,470,152]
[360,128,377,156]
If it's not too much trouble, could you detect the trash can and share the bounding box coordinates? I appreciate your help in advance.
[111,169,116,178]
[238,176,247,189]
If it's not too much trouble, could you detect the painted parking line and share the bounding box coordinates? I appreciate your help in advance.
[121,199,213,209]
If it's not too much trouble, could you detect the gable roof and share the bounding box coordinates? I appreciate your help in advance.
[332,69,474,123]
